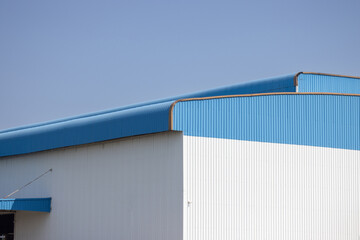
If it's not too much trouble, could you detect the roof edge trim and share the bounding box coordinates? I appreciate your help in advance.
[294,72,303,86]
[169,92,360,130]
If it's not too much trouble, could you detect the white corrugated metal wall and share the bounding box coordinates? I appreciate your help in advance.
[183,135,359,240]
[1,129,359,240]
[0,132,183,240]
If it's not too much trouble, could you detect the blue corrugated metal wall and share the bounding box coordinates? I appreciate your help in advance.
[172,94,360,150]
[298,73,360,94]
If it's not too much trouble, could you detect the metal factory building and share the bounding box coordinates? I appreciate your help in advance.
[0,72,359,240]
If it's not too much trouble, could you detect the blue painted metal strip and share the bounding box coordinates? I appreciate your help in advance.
[0,101,173,157]
[0,198,51,212]
[298,73,360,94]
[173,94,360,150]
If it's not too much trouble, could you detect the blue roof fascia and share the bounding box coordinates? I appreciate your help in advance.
[0,101,173,157]
[0,198,51,212]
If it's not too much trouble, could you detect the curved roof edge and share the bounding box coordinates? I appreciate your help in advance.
[0,101,173,157]
[0,74,295,135]
[0,74,296,157]
[8,73,360,157]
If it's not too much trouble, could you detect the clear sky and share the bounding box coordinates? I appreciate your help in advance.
[1,0,359,130]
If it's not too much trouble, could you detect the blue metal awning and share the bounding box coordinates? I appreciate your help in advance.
[0,198,51,212]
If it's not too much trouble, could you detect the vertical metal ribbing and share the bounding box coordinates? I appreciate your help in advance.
[184,136,359,240]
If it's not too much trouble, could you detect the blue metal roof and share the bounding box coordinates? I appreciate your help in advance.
[0,101,173,157]
[0,198,51,212]
[0,72,359,157]
[0,74,295,157]
[0,73,295,135]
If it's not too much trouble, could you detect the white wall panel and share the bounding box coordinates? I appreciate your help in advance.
[0,132,183,240]
[183,135,359,240]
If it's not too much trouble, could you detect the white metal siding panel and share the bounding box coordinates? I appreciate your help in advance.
[0,132,183,240]
[184,135,359,240]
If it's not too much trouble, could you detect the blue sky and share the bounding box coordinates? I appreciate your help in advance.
[1,0,359,130]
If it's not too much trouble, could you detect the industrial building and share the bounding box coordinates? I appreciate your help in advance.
[0,72,359,240]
